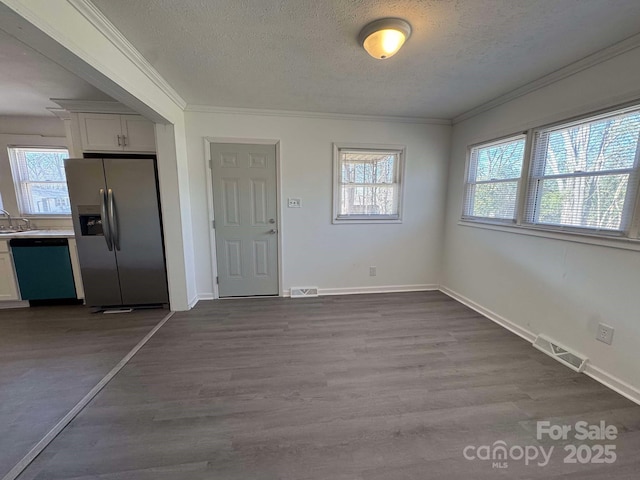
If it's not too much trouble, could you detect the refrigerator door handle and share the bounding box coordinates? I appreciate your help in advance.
[108,188,120,251]
[100,188,113,251]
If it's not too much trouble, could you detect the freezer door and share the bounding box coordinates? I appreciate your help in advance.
[64,158,122,306]
[104,158,168,305]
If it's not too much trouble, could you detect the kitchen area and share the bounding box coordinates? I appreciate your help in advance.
[0,110,168,311]
[0,109,173,478]
[0,27,173,479]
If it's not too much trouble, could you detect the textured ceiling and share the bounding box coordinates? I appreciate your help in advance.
[0,29,112,117]
[91,0,640,119]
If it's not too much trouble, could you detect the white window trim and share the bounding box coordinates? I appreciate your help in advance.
[458,219,640,252]
[462,133,527,224]
[8,146,72,217]
[461,101,640,247]
[332,143,406,224]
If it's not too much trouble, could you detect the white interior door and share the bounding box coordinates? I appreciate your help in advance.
[210,143,278,297]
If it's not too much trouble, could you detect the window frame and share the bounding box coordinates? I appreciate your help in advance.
[461,101,640,244]
[8,146,72,218]
[523,105,640,237]
[462,133,527,224]
[332,143,406,224]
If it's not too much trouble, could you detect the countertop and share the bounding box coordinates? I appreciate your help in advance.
[0,229,75,239]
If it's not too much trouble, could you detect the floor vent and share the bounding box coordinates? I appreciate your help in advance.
[290,287,319,298]
[533,334,588,373]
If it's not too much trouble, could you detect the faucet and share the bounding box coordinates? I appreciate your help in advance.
[19,218,31,231]
[0,209,12,229]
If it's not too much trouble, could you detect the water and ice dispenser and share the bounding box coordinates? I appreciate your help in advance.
[77,205,104,236]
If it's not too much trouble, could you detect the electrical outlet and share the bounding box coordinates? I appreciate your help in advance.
[288,198,301,208]
[369,266,377,276]
[596,323,614,345]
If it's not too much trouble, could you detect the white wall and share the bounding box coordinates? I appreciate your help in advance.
[0,115,65,137]
[186,111,451,298]
[0,115,72,230]
[442,47,640,397]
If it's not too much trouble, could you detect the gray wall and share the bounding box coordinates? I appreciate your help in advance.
[186,111,451,299]
[442,46,640,397]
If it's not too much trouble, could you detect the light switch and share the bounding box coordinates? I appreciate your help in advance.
[288,198,301,208]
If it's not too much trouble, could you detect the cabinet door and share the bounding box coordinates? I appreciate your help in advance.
[79,113,124,151]
[68,238,85,300]
[121,116,156,152]
[0,252,20,301]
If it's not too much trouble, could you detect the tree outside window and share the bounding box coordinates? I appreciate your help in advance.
[8,147,71,215]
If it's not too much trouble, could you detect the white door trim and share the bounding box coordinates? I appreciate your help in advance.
[204,137,282,299]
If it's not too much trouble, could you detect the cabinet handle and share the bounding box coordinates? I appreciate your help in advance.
[116,135,122,146]
[122,135,127,147]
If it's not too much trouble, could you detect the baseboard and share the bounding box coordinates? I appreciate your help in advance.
[583,364,640,406]
[187,295,199,309]
[188,293,215,309]
[439,286,536,343]
[283,284,438,297]
[439,285,640,406]
[0,300,29,310]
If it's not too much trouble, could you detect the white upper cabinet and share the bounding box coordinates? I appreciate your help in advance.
[79,113,122,151]
[121,116,156,152]
[79,113,156,153]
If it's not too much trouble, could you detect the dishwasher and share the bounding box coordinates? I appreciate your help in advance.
[10,238,77,301]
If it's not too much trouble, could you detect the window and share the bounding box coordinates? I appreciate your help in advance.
[462,102,640,242]
[463,135,526,222]
[333,144,404,223]
[8,147,71,215]
[526,106,640,233]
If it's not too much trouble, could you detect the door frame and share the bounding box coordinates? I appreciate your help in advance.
[204,137,282,299]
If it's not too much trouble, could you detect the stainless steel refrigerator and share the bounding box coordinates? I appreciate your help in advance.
[65,157,169,309]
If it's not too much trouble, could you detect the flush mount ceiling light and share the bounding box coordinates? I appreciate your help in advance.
[358,18,412,60]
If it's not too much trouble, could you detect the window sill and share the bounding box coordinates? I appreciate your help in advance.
[333,217,403,225]
[20,215,72,220]
[458,219,640,252]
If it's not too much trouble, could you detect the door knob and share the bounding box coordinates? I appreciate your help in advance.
[268,218,276,224]
[268,229,278,234]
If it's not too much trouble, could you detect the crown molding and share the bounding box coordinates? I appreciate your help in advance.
[186,104,451,125]
[47,108,72,120]
[50,99,137,115]
[67,0,187,111]
[453,32,640,125]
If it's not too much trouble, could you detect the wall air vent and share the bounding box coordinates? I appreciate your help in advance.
[290,287,319,298]
[533,334,588,373]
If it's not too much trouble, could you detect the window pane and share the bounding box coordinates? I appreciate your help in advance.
[341,152,396,184]
[335,146,403,222]
[25,182,71,215]
[24,150,68,181]
[535,174,629,230]
[539,110,640,176]
[464,135,524,221]
[473,138,525,181]
[9,147,71,216]
[469,181,518,219]
[340,185,397,216]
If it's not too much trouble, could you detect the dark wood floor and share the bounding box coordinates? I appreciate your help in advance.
[0,305,167,479]
[15,292,640,479]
